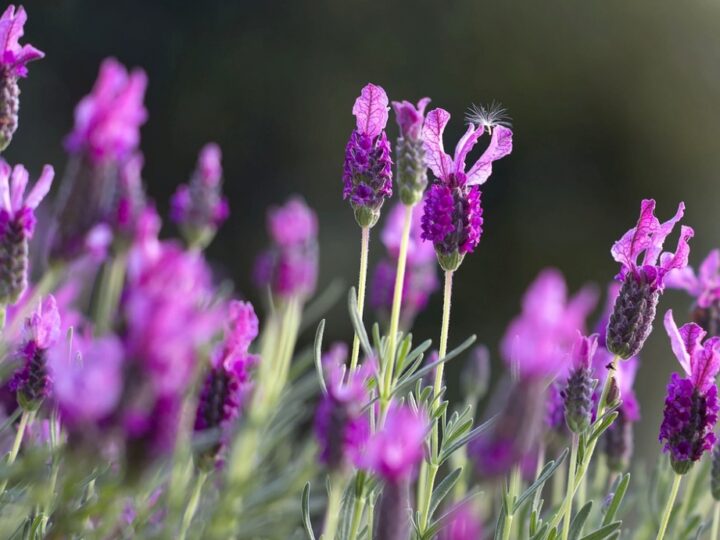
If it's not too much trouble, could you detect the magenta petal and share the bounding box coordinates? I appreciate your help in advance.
[659,225,694,276]
[352,83,389,139]
[643,202,685,267]
[466,125,513,186]
[664,310,696,376]
[610,199,661,271]
[422,108,453,181]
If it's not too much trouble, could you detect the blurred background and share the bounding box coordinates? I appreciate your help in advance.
[9,0,720,463]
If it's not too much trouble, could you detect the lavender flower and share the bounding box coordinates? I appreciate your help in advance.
[314,348,371,471]
[343,83,393,228]
[660,310,720,474]
[0,5,44,151]
[253,197,319,301]
[420,108,512,271]
[606,200,693,359]
[0,161,54,305]
[51,58,147,259]
[562,333,598,433]
[10,296,61,410]
[392,97,430,205]
[195,301,259,467]
[667,249,720,336]
[370,202,439,327]
[171,143,229,249]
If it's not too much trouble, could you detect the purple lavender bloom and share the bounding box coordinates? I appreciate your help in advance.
[195,301,259,466]
[439,503,483,540]
[0,5,44,151]
[354,403,428,483]
[562,333,598,433]
[10,296,61,410]
[660,310,720,474]
[343,83,393,228]
[65,58,148,164]
[371,202,439,327]
[171,143,229,249]
[393,97,430,205]
[606,200,693,359]
[0,161,54,305]
[420,108,512,271]
[314,355,371,471]
[253,197,319,301]
[667,249,720,336]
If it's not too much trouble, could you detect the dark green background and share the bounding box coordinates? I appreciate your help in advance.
[10,0,720,462]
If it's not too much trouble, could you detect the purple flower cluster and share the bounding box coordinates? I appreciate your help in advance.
[254,197,318,301]
[393,97,430,205]
[420,108,512,271]
[0,5,44,151]
[370,202,438,327]
[10,296,61,409]
[343,83,393,228]
[606,199,693,359]
[313,344,371,470]
[562,333,598,433]
[660,310,720,474]
[171,143,229,248]
[0,161,54,305]
[668,249,720,336]
[195,301,259,466]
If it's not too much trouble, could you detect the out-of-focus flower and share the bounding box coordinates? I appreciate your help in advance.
[10,296,61,410]
[0,161,54,305]
[660,310,720,474]
[439,502,483,540]
[343,83,393,228]
[370,202,438,327]
[171,143,229,249]
[253,197,318,301]
[392,97,430,205]
[667,249,720,336]
[420,107,512,271]
[606,200,693,359]
[0,5,44,151]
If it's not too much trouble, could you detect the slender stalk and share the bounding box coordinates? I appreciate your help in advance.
[655,473,682,540]
[350,227,370,372]
[678,464,697,522]
[434,270,453,396]
[93,252,128,335]
[346,494,366,540]
[322,474,344,540]
[178,470,208,540]
[381,205,413,410]
[0,410,33,495]
[561,434,579,540]
[711,502,720,540]
[500,466,521,540]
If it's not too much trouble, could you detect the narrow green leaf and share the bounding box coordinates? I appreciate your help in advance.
[301,482,316,540]
[514,448,569,511]
[429,468,462,518]
[578,521,621,540]
[602,473,629,526]
[530,523,550,540]
[568,501,593,540]
[440,414,498,462]
[348,288,372,357]
[314,320,327,395]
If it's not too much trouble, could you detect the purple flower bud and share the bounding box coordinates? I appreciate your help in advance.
[0,161,54,305]
[392,98,430,205]
[604,410,633,472]
[420,108,512,271]
[253,197,318,300]
[659,311,720,474]
[171,143,229,249]
[314,358,371,471]
[0,5,44,151]
[343,84,393,228]
[10,296,61,410]
[112,153,148,243]
[562,334,598,433]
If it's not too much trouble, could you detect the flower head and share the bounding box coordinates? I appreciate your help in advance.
[65,58,148,164]
[666,249,720,309]
[343,83,393,228]
[659,310,720,473]
[393,98,430,141]
[0,6,43,78]
[0,161,54,238]
[354,404,428,483]
[562,333,598,433]
[253,197,319,300]
[420,108,512,270]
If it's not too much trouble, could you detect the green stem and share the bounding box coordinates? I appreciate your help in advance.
[711,502,720,540]
[501,466,521,540]
[561,434,579,540]
[321,474,344,540]
[433,270,453,396]
[178,470,208,540]
[655,473,682,540]
[381,205,413,413]
[349,227,370,372]
[346,494,366,540]
[0,410,33,495]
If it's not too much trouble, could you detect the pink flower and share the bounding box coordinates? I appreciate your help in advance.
[611,199,693,291]
[267,197,318,248]
[666,249,720,309]
[65,58,148,163]
[501,268,597,379]
[24,296,61,350]
[664,310,720,393]
[392,97,430,141]
[0,5,44,78]
[0,161,54,237]
[354,404,428,483]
